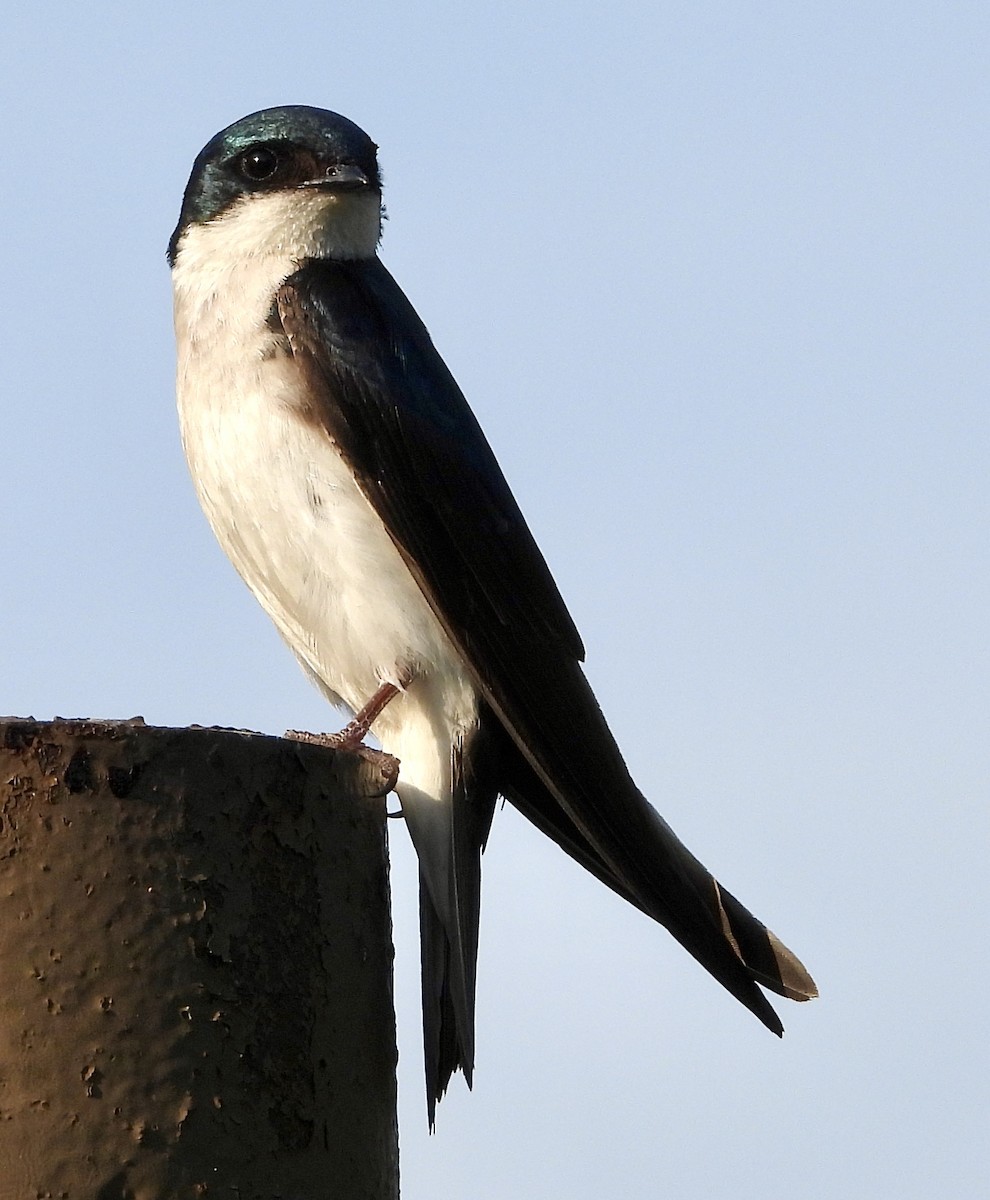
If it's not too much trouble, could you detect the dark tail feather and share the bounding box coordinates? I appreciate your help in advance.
[419,875,464,1129]
[409,725,499,1128]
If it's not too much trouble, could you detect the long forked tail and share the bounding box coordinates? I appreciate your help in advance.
[418,875,467,1126]
[403,729,499,1128]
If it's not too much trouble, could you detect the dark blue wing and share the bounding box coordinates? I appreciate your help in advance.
[277,258,816,1049]
[279,256,584,668]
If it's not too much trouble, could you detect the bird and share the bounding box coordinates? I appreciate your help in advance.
[168,105,817,1126]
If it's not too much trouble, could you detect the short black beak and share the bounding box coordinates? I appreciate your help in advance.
[299,163,371,192]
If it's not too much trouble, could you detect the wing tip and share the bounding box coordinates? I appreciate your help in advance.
[765,929,819,1002]
[712,880,818,1004]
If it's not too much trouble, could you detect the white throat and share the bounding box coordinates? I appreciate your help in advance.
[171,187,381,343]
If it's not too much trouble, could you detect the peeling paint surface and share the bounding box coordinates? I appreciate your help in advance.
[0,719,398,1199]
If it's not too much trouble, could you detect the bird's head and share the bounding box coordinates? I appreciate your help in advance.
[168,105,383,269]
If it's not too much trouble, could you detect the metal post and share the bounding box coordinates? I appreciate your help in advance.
[0,718,399,1199]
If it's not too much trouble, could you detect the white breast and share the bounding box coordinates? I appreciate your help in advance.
[171,194,478,796]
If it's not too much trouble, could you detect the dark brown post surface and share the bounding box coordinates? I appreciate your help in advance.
[0,719,399,1199]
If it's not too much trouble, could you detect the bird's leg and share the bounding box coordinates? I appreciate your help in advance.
[286,681,402,750]
[340,681,402,746]
[286,676,411,804]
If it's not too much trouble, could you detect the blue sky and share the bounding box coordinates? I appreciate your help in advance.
[4,3,987,1195]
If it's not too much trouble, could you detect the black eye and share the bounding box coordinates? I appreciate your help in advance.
[237,147,280,182]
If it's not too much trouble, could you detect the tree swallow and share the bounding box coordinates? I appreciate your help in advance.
[169,106,817,1125]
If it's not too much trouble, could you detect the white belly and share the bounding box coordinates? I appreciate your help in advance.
[173,251,478,794]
